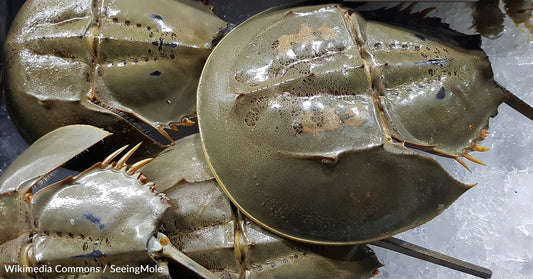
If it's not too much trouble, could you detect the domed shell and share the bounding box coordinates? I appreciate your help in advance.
[197,4,505,244]
[4,0,229,166]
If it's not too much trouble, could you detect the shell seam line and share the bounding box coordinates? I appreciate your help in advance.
[234,209,249,279]
[87,0,103,101]
[343,11,392,141]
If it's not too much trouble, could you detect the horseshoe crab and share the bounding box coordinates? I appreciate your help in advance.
[0,125,382,278]
[196,3,533,245]
[1,1,532,278]
[0,125,219,279]
[2,0,230,167]
[141,133,382,278]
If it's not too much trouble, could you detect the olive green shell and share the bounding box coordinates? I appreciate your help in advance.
[0,125,110,245]
[197,4,507,244]
[141,134,383,278]
[0,125,175,278]
[3,0,228,163]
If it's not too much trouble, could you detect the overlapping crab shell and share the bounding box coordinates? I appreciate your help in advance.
[0,126,382,278]
[0,125,213,279]
[141,133,382,278]
[197,4,507,244]
[3,0,229,165]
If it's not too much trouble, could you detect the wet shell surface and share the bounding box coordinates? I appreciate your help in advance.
[0,127,382,278]
[0,125,175,278]
[3,0,229,164]
[197,4,507,244]
[142,133,383,278]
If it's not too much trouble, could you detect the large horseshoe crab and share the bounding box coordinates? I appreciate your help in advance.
[197,2,533,245]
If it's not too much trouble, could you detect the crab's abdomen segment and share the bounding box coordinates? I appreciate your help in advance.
[27,155,170,276]
[363,21,506,157]
[0,125,111,245]
[93,0,226,128]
